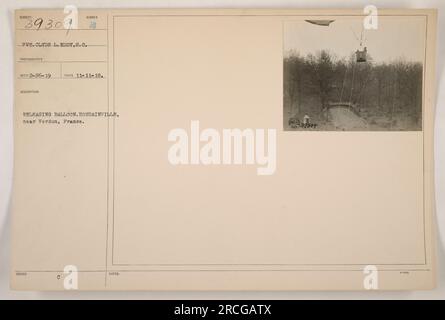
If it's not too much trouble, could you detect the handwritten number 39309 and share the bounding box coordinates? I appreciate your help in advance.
[24,17,72,35]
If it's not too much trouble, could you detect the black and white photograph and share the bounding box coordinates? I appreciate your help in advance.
[283,17,425,131]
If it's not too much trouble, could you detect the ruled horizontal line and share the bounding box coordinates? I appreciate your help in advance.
[17,60,107,63]
[18,78,107,80]
[17,28,107,31]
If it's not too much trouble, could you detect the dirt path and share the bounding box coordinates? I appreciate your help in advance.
[328,107,368,130]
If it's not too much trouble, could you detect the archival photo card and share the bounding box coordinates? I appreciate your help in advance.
[11,9,436,291]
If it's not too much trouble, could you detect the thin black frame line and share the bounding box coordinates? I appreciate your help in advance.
[105,13,110,288]
[109,13,429,269]
[111,263,428,266]
[113,14,430,17]
[15,269,431,273]
[111,16,116,266]
[422,15,428,265]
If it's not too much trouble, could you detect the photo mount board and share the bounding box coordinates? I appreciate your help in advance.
[11,8,437,290]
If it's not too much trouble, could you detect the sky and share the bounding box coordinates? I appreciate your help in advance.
[284,16,426,64]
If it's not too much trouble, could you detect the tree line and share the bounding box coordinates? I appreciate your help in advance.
[284,50,422,129]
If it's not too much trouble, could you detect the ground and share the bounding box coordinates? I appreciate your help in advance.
[284,104,420,131]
